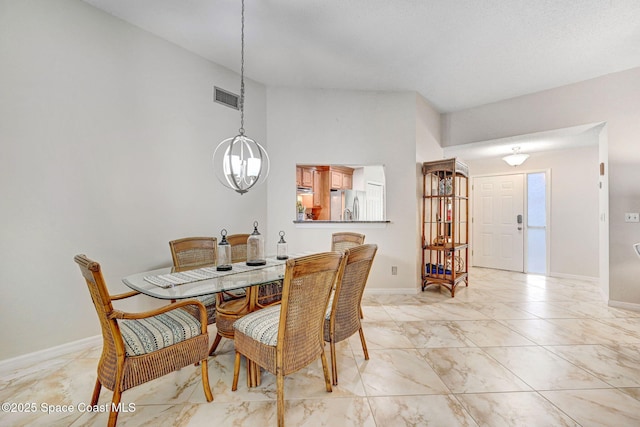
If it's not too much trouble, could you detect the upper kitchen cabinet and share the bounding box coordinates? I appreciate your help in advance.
[330,166,354,190]
[302,167,313,187]
[297,166,313,188]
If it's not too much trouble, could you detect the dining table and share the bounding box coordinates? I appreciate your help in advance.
[122,254,304,387]
[122,256,289,300]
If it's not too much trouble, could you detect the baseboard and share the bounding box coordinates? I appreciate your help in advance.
[364,287,418,295]
[608,299,640,313]
[548,272,599,282]
[0,335,101,377]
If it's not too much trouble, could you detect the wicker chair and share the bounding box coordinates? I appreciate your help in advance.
[331,232,365,252]
[209,234,253,354]
[211,233,285,354]
[331,232,366,318]
[225,234,283,308]
[169,237,218,326]
[232,252,346,427]
[228,233,251,263]
[324,244,377,385]
[74,255,213,427]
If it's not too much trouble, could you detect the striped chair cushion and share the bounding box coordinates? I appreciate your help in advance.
[119,308,202,356]
[324,291,335,320]
[233,305,281,347]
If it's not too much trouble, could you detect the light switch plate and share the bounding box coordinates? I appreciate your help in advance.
[625,212,640,222]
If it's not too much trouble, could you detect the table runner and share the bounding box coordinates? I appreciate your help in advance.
[144,258,287,289]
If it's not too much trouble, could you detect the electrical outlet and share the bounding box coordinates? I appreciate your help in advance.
[391,266,398,275]
[625,212,640,223]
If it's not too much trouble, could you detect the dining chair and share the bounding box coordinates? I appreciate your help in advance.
[228,233,251,263]
[324,244,377,385]
[211,233,286,354]
[330,232,366,318]
[209,233,253,354]
[169,237,218,327]
[330,232,365,252]
[226,234,283,307]
[232,251,346,427]
[74,254,213,427]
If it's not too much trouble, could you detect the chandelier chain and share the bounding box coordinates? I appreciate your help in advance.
[239,0,245,135]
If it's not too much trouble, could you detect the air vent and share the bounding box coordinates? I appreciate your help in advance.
[214,86,239,110]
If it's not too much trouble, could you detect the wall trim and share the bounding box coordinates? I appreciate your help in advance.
[364,288,418,295]
[0,335,101,376]
[548,272,599,282]
[608,299,640,313]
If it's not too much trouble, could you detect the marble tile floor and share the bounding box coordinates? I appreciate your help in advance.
[3,267,640,426]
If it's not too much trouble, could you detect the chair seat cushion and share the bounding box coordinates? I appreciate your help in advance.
[233,305,281,347]
[119,308,202,356]
[324,291,335,320]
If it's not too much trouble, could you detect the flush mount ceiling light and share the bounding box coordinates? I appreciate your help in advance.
[502,147,529,167]
[213,0,269,195]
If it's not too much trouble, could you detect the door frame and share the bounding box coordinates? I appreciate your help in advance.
[471,169,551,274]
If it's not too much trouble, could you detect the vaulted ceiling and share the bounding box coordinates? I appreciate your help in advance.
[83,0,640,113]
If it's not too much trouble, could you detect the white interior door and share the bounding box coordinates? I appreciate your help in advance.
[473,174,524,271]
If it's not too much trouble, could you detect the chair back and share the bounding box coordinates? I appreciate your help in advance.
[331,232,365,252]
[74,254,121,363]
[227,234,250,263]
[169,237,217,268]
[327,244,377,342]
[278,252,346,373]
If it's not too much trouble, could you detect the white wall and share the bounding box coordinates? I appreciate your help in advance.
[0,1,446,362]
[266,88,443,292]
[442,67,640,306]
[0,0,268,360]
[416,95,445,280]
[465,146,599,278]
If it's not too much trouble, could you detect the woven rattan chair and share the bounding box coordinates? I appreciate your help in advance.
[74,254,213,427]
[210,234,252,354]
[232,252,346,427]
[225,234,283,308]
[169,237,218,325]
[331,232,366,318]
[331,232,365,252]
[324,244,377,385]
[228,233,251,263]
[211,233,285,354]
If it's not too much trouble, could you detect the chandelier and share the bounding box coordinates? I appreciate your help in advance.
[213,0,269,195]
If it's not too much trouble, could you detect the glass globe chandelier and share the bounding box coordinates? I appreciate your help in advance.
[213,0,269,195]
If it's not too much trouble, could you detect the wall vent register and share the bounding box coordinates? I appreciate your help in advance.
[214,86,239,110]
